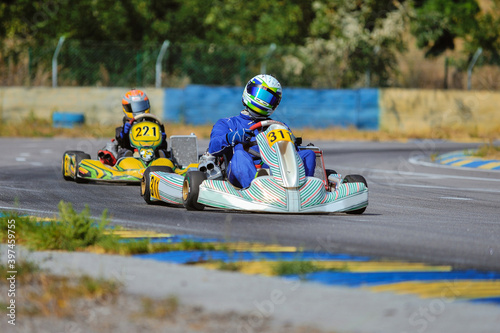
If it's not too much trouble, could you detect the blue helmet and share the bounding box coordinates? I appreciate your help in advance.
[242,74,282,118]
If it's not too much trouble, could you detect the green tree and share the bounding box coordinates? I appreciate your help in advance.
[410,0,481,57]
[283,0,410,88]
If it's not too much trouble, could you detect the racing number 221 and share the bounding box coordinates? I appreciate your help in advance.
[135,125,157,137]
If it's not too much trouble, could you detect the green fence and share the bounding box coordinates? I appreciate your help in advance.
[2,40,499,90]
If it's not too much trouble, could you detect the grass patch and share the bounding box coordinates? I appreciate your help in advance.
[1,201,112,251]
[140,295,179,319]
[272,260,321,277]
[0,260,121,318]
[216,261,243,272]
[467,140,500,159]
[1,201,221,255]
[272,260,348,278]
[2,113,497,142]
[1,260,40,281]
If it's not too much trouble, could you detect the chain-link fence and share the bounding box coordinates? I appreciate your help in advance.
[1,39,499,90]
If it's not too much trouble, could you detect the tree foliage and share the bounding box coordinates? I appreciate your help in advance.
[286,0,411,87]
[1,0,500,87]
[410,0,481,57]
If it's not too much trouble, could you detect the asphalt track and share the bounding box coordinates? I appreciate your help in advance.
[1,137,499,271]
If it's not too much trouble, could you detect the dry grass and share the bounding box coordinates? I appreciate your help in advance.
[469,139,500,159]
[1,116,498,159]
[1,117,494,142]
[0,261,121,318]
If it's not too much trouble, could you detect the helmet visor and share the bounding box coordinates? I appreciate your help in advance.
[130,100,150,114]
[247,84,279,107]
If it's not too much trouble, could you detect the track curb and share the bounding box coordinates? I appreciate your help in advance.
[435,151,500,170]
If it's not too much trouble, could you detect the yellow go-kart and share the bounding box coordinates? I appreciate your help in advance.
[61,114,198,183]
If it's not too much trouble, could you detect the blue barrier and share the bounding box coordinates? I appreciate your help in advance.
[52,112,85,128]
[163,85,380,129]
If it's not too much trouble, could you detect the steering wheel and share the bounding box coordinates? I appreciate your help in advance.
[249,120,287,132]
[129,113,163,126]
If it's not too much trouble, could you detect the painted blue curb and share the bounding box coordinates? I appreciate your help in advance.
[435,151,500,170]
[469,297,500,305]
[52,112,85,128]
[134,250,372,264]
[283,270,500,287]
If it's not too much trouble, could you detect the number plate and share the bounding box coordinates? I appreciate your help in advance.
[131,123,161,140]
[266,129,294,145]
[150,174,161,199]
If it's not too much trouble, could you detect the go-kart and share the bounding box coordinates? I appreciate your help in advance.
[61,114,199,183]
[141,120,368,214]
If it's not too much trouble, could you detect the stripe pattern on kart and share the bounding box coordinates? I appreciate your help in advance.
[200,176,367,210]
[257,130,306,186]
[155,172,184,205]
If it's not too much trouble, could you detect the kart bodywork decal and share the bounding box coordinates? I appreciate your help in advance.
[154,171,184,205]
[198,176,368,213]
[78,159,143,181]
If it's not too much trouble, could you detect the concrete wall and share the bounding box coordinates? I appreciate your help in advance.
[164,85,379,129]
[380,89,500,135]
[1,86,499,136]
[0,87,164,125]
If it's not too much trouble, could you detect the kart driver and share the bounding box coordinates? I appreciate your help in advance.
[98,89,168,166]
[208,74,316,188]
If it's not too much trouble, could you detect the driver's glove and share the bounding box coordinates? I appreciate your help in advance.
[120,122,132,139]
[227,128,255,146]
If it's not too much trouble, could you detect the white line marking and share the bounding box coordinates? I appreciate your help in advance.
[439,197,473,201]
[334,164,500,182]
[15,157,26,162]
[390,183,500,194]
[0,186,44,192]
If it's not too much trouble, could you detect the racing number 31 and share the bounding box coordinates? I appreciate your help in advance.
[150,175,161,199]
[267,129,293,145]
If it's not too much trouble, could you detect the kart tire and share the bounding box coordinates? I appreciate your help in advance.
[325,169,338,177]
[183,171,207,211]
[62,150,86,181]
[73,151,91,183]
[141,166,174,205]
[61,151,89,182]
[342,174,368,215]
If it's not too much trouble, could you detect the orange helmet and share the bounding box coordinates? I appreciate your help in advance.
[122,89,150,119]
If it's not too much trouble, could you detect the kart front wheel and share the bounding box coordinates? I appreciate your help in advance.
[141,166,174,205]
[343,174,368,215]
[62,151,90,183]
[182,171,207,211]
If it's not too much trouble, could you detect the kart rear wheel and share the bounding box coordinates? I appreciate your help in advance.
[325,169,338,177]
[342,174,368,215]
[141,166,174,204]
[182,171,207,211]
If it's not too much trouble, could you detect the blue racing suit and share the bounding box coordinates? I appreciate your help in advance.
[208,111,316,188]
